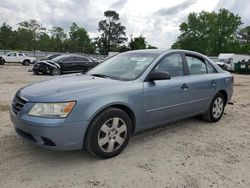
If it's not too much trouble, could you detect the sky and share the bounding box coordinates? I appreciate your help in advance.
[0,0,249,48]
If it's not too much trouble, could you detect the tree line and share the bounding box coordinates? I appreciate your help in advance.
[172,9,250,56]
[0,10,156,55]
[1,8,248,56]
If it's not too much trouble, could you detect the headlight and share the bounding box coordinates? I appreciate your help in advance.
[28,101,76,118]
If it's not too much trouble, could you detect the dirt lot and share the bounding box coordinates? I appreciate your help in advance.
[0,65,249,188]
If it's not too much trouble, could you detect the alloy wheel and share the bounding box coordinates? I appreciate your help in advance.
[212,97,224,119]
[97,117,127,153]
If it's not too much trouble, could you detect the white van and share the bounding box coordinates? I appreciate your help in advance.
[216,53,250,71]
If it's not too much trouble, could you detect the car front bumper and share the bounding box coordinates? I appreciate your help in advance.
[10,110,89,151]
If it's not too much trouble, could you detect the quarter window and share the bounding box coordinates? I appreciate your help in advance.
[154,54,184,77]
[206,62,216,73]
[186,56,207,75]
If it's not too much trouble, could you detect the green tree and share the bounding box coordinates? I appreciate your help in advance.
[18,19,45,51]
[147,45,157,49]
[68,22,95,53]
[96,10,127,55]
[172,9,242,56]
[14,28,33,50]
[37,32,52,51]
[0,23,15,49]
[129,36,147,50]
[129,35,157,50]
[50,27,67,52]
[239,26,250,43]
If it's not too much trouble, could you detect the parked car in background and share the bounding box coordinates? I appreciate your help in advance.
[32,54,99,76]
[40,53,62,61]
[11,49,233,159]
[0,56,4,65]
[216,53,250,71]
[0,52,36,66]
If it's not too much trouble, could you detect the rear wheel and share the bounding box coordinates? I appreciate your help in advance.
[202,93,225,122]
[85,107,132,159]
[23,60,30,66]
[51,68,61,76]
[0,59,4,65]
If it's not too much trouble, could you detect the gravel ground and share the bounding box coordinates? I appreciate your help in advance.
[0,65,249,188]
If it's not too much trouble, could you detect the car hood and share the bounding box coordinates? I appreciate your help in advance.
[19,74,126,102]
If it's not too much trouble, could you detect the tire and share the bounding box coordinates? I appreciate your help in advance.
[0,59,5,65]
[51,68,61,76]
[85,107,132,159]
[33,70,38,75]
[202,93,225,123]
[23,60,30,66]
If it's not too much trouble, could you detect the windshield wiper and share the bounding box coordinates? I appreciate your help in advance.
[90,73,111,79]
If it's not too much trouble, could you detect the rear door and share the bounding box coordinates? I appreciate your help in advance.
[61,56,76,72]
[184,54,217,114]
[75,56,91,72]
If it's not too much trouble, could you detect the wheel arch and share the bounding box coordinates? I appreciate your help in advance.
[23,59,31,62]
[217,90,228,104]
[85,103,136,137]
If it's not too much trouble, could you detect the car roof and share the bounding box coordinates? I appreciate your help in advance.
[55,54,89,58]
[123,49,208,57]
[123,49,168,55]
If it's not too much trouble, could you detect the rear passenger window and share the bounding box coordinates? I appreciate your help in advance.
[64,57,75,62]
[75,57,89,61]
[186,56,207,75]
[154,54,184,77]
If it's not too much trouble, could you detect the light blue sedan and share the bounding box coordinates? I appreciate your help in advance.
[10,49,234,159]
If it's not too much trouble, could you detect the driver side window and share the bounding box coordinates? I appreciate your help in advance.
[154,53,184,77]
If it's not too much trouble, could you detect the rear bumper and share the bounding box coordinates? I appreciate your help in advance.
[10,110,89,151]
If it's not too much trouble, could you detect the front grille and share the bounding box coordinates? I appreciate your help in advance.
[12,95,27,115]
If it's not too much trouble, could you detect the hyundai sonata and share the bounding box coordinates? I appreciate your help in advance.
[10,49,233,159]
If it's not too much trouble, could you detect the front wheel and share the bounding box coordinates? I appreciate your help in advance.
[85,108,132,159]
[202,93,225,122]
[51,68,61,76]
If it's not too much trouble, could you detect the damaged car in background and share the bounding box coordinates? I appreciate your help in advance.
[32,54,99,76]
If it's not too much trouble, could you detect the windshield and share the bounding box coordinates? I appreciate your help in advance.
[88,52,159,81]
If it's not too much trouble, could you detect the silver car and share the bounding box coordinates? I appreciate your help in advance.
[10,49,233,159]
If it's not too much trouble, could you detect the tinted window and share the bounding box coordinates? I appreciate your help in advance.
[75,57,89,61]
[64,56,75,62]
[154,54,184,77]
[186,56,207,75]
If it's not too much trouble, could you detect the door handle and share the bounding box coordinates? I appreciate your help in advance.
[181,83,189,90]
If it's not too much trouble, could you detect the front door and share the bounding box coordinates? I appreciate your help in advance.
[143,53,191,127]
[5,52,17,62]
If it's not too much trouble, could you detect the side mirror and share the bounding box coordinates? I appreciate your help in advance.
[148,71,171,81]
